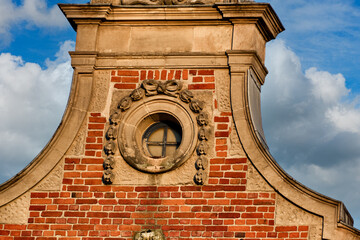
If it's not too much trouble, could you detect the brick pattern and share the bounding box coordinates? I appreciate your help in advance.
[0,69,310,240]
[111,69,215,90]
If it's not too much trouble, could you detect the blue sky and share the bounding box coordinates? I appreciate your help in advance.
[1,0,360,230]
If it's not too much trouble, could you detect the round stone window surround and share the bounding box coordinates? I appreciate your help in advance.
[117,95,198,173]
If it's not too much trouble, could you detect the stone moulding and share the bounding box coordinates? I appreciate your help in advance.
[227,50,360,238]
[91,0,253,5]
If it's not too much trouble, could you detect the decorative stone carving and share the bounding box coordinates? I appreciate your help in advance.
[105,79,211,184]
[179,89,194,103]
[195,156,207,170]
[196,112,208,126]
[163,80,183,97]
[118,96,132,111]
[104,141,116,155]
[103,156,115,170]
[110,110,121,125]
[106,125,117,140]
[196,141,207,155]
[198,126,209,141]
[133,229,165,240]
[194,169,205,185]
[103,169,115,185]
[189,99,203,113]
[142,79,159,96]
[130,88,145,101]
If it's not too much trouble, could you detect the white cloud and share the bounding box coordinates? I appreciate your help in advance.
[0,40,74,182]
[306,67,349,104]
[0,0,68,47]
[263,39,360,228]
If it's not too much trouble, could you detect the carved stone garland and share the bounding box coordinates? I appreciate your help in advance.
[102,79,210,185]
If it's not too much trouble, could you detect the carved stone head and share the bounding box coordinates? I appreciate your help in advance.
[196,112,208,126]
[194,170,205,185]
[118,96,132,111]
[103,156,115,170]
[130,88,145,101]
[103,169,114,185]
[195,156,207,170]
[109,110,121,125]
[196,141,207,155]
[106,125,117,140]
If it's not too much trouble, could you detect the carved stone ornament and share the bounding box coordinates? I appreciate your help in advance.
[142,79,159,96]
[109,110,121,125]
[118,96,132,111]
[130,88,145,101]
[103,169,115,185]
[196,112,208,126]
[133,229,165,240]
[196,141,208,155]
[106,125,117,140]
[103,156,115,170]
[104,141,116,155]
[189,99,204,113]
[198,126,209,141]
[194,169,205,185]
[179,89,194,103]
[195,156,207,170]
[163,80,183,97]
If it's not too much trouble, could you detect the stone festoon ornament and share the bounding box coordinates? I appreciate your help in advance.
[104,79,209,182]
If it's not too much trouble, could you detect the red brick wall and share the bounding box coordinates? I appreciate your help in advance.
[0,69,309,240]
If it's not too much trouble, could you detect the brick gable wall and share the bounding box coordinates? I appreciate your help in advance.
[0,69,309,240]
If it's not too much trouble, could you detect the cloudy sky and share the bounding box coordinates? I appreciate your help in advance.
[0,0,360,229]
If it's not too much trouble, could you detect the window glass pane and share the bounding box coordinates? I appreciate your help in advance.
[148,127,164,142]
[148,145,163,158]
[167,128,177,142]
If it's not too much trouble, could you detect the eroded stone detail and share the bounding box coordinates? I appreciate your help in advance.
[276,195,323,240]
[89,71,111,112]
[246,163,272,191]
[67,120,87,156]
[34,159,64,191]
[0,193,30,224]
[229,124,246,156]
[133,229,165,240]
[215,70,231,112]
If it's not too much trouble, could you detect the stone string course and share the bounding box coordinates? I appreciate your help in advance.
[0,69,309,240]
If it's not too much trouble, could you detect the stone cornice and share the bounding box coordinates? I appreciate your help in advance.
[59,3,284,42]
